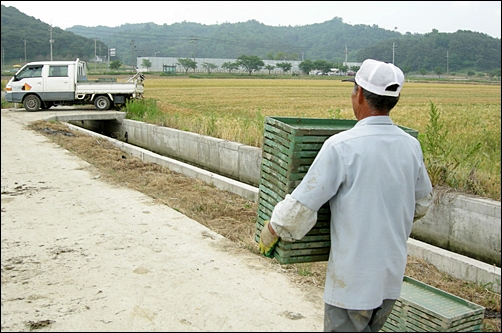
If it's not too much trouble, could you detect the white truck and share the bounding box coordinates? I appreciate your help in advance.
[5,58,145,111]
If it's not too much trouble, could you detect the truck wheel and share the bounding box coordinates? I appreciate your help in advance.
[94,96,111,111]
[23,95,42,112]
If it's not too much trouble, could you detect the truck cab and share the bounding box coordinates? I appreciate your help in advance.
[5,59,84,111]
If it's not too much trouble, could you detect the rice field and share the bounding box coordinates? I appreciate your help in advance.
[2,75,499,200]
[138,77,501,201]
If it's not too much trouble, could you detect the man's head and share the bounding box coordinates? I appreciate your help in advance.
[346,59,404,97]
[344,59,404,118]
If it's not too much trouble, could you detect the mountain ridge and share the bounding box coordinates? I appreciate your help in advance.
[1,5,500,72]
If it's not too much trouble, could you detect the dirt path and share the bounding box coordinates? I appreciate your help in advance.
[1,109,324,332]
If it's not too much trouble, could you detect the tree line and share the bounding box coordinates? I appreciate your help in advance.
[115,54,501,80]
[137,56,500,79]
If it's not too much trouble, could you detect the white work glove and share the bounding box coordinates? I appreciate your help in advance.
[258,220,279,258]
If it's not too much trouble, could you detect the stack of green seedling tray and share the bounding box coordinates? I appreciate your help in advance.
[255,116,418,264]
[381,276,485,332]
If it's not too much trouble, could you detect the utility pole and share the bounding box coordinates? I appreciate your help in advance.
[392,42,396,64]
[24,39,27,64]
[345,45,348,65]
[446,50,449,75]
[49,24,54,61]
[94,38,97,71]
[190,35,198,62]
[130,39,136,68]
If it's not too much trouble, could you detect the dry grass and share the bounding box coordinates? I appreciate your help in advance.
[28,119,501,332]
[143,78,500,140]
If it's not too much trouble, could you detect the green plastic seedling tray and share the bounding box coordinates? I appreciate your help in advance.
[381,276,485,332]
[256,116,418,264]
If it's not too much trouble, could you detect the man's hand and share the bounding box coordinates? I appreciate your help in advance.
[259,220,279,258]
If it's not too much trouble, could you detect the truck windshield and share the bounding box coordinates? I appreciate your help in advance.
[15,65,43,80]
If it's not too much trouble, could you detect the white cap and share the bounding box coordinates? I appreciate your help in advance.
[344,59,404,97]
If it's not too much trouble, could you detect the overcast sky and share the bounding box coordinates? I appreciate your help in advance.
[1,1,501,38]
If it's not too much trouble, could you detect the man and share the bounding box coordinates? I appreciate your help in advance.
[259,59,433,332]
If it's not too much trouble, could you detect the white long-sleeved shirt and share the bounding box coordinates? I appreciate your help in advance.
[270,116,433,310]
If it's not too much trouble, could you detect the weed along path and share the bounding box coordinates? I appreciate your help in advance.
[1,109,324,332]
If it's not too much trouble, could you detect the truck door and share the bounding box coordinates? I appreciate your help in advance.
[44,65,75,101]
[8,64,44,99]
[45,65,73,100]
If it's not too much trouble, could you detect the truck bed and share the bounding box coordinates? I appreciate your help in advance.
[75,81,144,94]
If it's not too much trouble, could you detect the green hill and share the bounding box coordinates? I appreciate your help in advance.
[1,4,105,65]
[1,4,500,73]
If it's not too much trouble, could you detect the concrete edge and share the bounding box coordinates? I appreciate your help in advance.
[53,116,501,294]
[45,111,126,123]
[64,122,259,203]
[408,238,501,293]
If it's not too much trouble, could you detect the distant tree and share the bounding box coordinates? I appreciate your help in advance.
[313,60,333,74]
[276,62,292,75]
[201,62,218,74]
[236,55,264,75]
[264,64,275,74]
[141,59,152,71]
[488,68,501,80]
[265,52,275,60]
[177,58,197,75]
[351,66,360,72]
[467,70,475,78]
[289,52,300,61]
[110,60,122,72]
[434,66,444,78]
[339,65,349,74]
[420,68,427,77]
[299,60,315,74]
[275,51,287,60]
[221,61,240,73]
[401,65,411,76]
